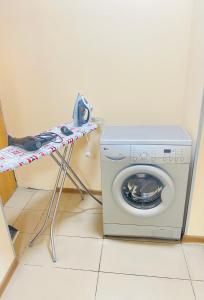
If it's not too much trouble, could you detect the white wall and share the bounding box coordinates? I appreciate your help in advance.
[0,0,194,190]
[187,118,204,236]
[182,0,204,236]
[183,0,204,140]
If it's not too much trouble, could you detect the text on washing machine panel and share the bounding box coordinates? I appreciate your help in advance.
[131,145,191,164]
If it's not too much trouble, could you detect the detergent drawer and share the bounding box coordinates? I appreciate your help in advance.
[100,145,131,163]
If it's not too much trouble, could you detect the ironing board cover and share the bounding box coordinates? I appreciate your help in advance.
[0,122,97,173]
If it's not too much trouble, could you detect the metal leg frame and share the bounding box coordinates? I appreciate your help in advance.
[49,144,73,262]
[29,142,102,262]
[29,146,69,249]
[29,144,79,262]
[56,151,102,205]
[51,154,84,201]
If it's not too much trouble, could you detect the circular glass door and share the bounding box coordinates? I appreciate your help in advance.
[112,165,175,217]
[122,173,163,210]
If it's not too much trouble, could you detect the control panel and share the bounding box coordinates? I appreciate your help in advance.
[131,145,191,164]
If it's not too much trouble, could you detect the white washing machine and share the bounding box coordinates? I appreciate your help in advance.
[100,125,192,240]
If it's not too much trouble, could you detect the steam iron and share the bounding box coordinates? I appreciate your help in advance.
[72,93,92,127]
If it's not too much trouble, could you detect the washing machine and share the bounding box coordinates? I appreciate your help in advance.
[100,125,192,240]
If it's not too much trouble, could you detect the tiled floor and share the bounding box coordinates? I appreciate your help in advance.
[2,188,204,299]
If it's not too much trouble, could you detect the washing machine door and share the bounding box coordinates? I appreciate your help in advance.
[112,165,175,217]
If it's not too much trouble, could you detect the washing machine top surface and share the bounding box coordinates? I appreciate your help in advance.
[101,125,192,145]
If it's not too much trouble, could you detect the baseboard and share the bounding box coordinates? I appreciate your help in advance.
[58,187,102,196]
[0,257,18,297]
[182,235,204,243]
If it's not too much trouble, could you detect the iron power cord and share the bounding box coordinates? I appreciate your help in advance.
[8,132,63,151]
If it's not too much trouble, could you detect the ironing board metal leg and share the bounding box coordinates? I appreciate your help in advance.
[51,154,84,200]
[56,151,102,205]
[50,162,67,262]
[29,146,68,247]
[28,141,96,262]
[50,144,74,262]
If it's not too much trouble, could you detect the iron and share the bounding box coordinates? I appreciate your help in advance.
[72,93,92,127]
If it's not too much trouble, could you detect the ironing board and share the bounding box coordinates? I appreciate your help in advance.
[0,122,98,262]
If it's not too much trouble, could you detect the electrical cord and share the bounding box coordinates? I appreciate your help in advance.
[35,132,63,144]
[8,131,63,151]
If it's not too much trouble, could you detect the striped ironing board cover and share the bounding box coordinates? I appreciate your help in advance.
[0,122,97,173]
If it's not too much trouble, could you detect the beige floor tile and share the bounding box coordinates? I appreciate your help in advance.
[182,244,204,280]
[96,272,194,300]
[24,190,52,210]
[13,210,45,234]
[3,206,22,225]
[59,193,102,214]
[1,264,97,300]
[100,239,189,279]
[192,281,204,300]
[55,211,103,238]
[5,188,36,209]
[20,234,102,270]
[14,233,33,257]
[32,209,50,234]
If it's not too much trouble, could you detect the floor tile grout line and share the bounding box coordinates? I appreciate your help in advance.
[22,263,99,273]
[32,232,103,240]
[22,189,39,210]
[18,229,103,240]
[17,228,184,244]
[16,240,196,283]
[15,231,103,261]
[54,233,103,240]
[22,208,103,215]
[94,238,104,300]
[5,190,36,210]
[21,208,102,237]
[57,211,102,215]
[24,231,103,239]
[54,267,98,273]
[191,279,204,282]
[3,206,23,226]
[98,270,191,282]
[14,209,46,237]
[16,234,103,261]
[15,229,190,245]
[22,191,101,212]
[13,226,188,246]
[20,262,194,282]
[15,187,101,211]
[31,209,51,239]
[181,243,197,300]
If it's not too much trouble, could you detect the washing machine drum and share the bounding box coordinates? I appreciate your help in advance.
[112,165,175,217]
